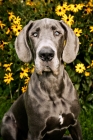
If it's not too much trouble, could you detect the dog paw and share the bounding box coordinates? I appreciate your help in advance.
[59,115,64,125]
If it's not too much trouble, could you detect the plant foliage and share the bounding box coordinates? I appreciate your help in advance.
[0,0,93,109]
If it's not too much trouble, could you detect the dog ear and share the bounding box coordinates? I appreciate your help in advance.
[60,20,79,63]
[15,21,33,62]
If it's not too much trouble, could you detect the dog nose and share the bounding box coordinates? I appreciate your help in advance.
[39,47,54,61]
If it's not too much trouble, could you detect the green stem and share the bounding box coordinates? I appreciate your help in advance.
[18,80,21,97]
[9,83,12,100]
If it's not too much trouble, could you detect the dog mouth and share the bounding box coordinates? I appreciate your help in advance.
[35,64,59,76]
[35,55,60,75]
[36,65,52,75]
[43,66,51,72]
[43,66,59,75]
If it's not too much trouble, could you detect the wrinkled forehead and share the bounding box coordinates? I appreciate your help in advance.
[31,18,63,31]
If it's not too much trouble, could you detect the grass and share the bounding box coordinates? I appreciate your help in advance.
[0,96,93,140]
[79,109,93,140]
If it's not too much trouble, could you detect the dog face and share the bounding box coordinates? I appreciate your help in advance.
[28,18,65,75]
[15,18,79,75]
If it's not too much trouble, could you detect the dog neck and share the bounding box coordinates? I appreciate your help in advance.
[28,64,77,103]
[30,64,64,100]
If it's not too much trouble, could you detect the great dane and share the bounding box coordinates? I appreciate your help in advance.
[1,18,82,140]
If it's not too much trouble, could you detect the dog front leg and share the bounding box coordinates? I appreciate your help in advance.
[27,131,42,140]
[68,121,83,140]
[27,132,32,140]
[1,113,17,140]
[62,136,72,140]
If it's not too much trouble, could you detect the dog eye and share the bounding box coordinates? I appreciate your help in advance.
[32,32,38,37]
[55,31,60,36]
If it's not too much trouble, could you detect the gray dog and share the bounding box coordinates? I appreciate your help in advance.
[1,18,82,140]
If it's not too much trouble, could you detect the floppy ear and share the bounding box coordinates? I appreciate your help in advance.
[60,20,79,63]
[15,20,33,62]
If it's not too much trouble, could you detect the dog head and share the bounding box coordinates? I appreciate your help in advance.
[15,18,79,75]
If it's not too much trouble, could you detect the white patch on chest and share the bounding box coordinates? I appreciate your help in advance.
[59,115,64,125]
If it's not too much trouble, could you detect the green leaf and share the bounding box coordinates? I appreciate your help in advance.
[86,94,93,101]
[82,105,87,112]
[0,87,3,96]
[75,84,80,90]
[84,56,91,65]
[88,46,92,53]
[9,43,13,49]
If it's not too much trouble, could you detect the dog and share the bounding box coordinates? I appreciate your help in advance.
[1,18,82,140]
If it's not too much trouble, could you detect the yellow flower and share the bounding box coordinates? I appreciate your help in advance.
[24,77,30,85]
[90,43,93,47]
[26,1,35,6]
[90,26,93,32]
[6,67,11,71]
[4,73,14,84]
[87,65,90,69]
[85,71,90,77]
[11,23,22,36]
[68,4,84,12]
[20,67,29,79]
[62,2,69,11]
[87,60,93,68]
[75,63,86,73]
[3,63,13,68]
[62,14,74,27]
[31,67,35,73]
[13,16,21,24]
[55,2,70,16]
[8,12,22,36]
[68,4,78,12]
[85,7,92,14]
[87,0,93,7]
[20,72,28,79]
[77,4,84,10]
[74,28,82,37]
[8,12,16,21]
[0,20,6,29]
[16,31,21,36]
[0,0,3,5]
[90,61,93,67]
[8,11,14,15]
[11,23,22,32]
[0,41,9,50]
[55,5,64,16]
[21,86,27,93]
[6,28,11,34]
[0,41,4,50]
[21,67,29,73]
[0,62,2,66]
[15,29,22,36]
[3,63,13,71]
